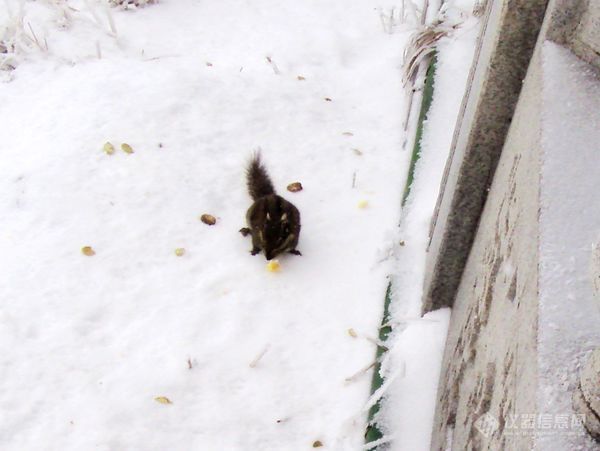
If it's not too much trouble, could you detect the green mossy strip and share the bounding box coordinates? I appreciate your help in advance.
[402,55,437,206]
[364,54,437,450]
[364,282,393,446]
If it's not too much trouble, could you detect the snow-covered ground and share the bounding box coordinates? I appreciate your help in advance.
[0,1,479,449]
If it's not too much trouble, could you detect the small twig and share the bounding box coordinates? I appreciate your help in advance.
[362,370,403,413]
[83,0,103,30]
[249,344,271,368]
[27,22,45,52]
[187,358,193,369]
[105,5,118,35]
[345,361,377,383]
[351,172,357,189]
[265,56,280,75]
[142,54,181,62]
[379,9,388,34]
[381,317,442,328]
[362,435,396,450]
[365,335,389,351]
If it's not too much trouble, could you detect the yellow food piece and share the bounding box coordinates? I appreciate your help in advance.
[266,260,280,272]
[175,248,186,257]
[121,143,134,154]
[348,328,357,338]
[357,199,369,209]
[154,396,172,405]
[81,246,95,256]
[103,142,115,155]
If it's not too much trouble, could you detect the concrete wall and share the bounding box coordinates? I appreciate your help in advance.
[427,0,600,449]
[429,35,542,451]
[422,0,548,312]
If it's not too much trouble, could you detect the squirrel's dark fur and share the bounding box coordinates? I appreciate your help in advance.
[239,153,301,260]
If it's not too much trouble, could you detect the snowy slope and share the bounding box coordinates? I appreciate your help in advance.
[0,1,413,449]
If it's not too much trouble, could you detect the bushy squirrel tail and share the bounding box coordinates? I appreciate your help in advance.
[246,151,276,200]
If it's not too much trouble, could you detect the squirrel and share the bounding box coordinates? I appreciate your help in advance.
[239,152,302,260]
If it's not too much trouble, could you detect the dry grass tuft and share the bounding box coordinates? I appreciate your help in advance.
[402,18,461,86]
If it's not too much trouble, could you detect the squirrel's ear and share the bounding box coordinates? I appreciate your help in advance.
[281,213,288,222]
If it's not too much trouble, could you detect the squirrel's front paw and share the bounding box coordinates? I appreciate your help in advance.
[289,249,302,256]
[239,227,251,236]
[250,248,261,256]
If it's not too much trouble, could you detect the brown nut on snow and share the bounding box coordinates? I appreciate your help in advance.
[200,214,217,225]
[287,182,303,193]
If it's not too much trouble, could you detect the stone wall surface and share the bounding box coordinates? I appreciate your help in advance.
[422,0,548,313]
[427,0,600,449]
[430,39,542,451]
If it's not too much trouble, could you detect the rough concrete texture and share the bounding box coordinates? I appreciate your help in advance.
[422,0,548,313]
[544,0,589,44]
[573,349,600,441]
[571,1,600,68]
[577,240,600,440]
[429,39,542,451]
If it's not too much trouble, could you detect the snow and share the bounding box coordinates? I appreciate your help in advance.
[0,1,411,449]
[376,4,480,450]
[538,41,600,450]
[0,0,481,449]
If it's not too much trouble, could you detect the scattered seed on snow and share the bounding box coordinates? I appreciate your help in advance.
[348,328,358,338]
[200,214,217,225]
[287,182,303,193]
[121,143,134,154]
[175,248,186,257]
[154,396,172,405]
[81,246,95,256]
[103,142,115,155]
